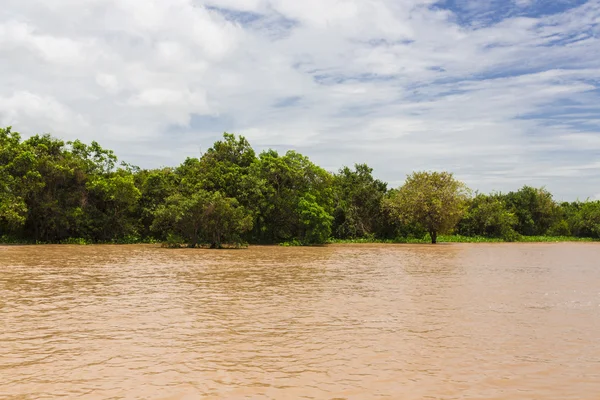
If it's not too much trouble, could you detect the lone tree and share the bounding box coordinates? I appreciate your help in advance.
[386,171,470,244]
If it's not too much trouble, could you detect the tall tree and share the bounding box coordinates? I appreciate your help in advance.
[502,186,560,236]
[332,164,387,239]
[298,193,333,244]
[386,171,471,244]
[0,127,29,233]
[252,149,334,243]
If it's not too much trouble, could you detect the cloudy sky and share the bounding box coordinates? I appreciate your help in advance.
[1,0,600,199]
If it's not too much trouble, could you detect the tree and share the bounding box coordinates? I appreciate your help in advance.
[251,149,334,243]
[502,186,560,236]
[151,192,206,247]
[0,127,29,233]
[5,125,600,246]
[201,191,253,247]
[332,164,387,239]
[457,193,518,240]
[85,170,141,241]
[134,167,179,240]
[298,194,333,244]
[151,190,253,248]
[570,201,600,238]
[386,171,470,244]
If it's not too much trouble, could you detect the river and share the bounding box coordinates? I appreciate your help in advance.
[1,243,599,399]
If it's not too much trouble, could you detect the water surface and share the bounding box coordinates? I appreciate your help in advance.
[1,243,599,399]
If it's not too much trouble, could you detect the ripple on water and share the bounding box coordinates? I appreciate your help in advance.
[1,243,599,399]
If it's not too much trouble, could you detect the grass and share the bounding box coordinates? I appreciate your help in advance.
[0,235,161,245]
[328,234,597,244]
[511,235,595,243]
[2,234,596,246]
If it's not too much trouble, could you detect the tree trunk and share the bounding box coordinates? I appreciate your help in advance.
[430,231,437,244]
[189,230,198,248]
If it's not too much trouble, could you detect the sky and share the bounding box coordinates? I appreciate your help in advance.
[1,0,600,200]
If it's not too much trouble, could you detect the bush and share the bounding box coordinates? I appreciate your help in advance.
[60,237,90,245]
[162,233,185,248]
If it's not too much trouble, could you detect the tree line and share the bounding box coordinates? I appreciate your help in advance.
[1,127,599,246]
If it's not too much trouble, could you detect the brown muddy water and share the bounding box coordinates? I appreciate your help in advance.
[1,243,599,399]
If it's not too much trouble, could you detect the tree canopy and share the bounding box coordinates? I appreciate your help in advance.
[385,171,471,243]
[1,126,598,246]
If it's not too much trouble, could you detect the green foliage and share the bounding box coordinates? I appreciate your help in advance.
[386,171,471,244]
[332,164,387,239]
[458,194,519,241]
[152,190,253,248]
[279,239,304,247]
[60,237,90,245]
[86,170,141,241]
[298,194,333,244]
[570,201,600,238]
[162,233,185,248]
[2,126,600,246]
[251,149,334,243]
[503,186,560,236]
[547,219,571,237]
[135,167,179,240]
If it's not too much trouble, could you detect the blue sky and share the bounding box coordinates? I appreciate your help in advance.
[1,0,600,199]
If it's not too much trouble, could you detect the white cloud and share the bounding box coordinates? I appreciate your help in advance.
[96,74,120,94]
[1,0,600,199]
[0,91,89,138]
[514,0,535,7]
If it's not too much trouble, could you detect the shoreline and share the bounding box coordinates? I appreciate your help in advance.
[1,235,597,247]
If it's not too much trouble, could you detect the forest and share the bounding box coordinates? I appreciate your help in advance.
[1,126,599,246]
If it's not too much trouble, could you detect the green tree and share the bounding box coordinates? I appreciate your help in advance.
[151,192,207,247]
[20,134,88,241]
[458,193,519,240]
[201,191,253,248]
[571,201,600,238]
[134,167,179,240]
[177,133,257,200]
[502,186,560,236]
[6,125,600,246]
[85,170,141,241]
[0,127,29,233]
[386,171,470,244]
[298,194,333,244]
[152,190,253,248]
[332,164,387,239]
[252,149,333,243]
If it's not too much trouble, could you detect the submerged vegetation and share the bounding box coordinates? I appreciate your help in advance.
[1,126,600,247]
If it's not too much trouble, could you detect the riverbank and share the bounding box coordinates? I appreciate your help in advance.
[327,235,597,244]
[2,234,597,246]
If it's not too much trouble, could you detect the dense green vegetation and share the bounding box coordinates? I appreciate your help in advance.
[1,126,599,246]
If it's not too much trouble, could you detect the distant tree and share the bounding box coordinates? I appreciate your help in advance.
[252,149,333,243]
[298,193,333,244]
[457,193,519,240]
[386,171,470,244]
[134,167,179,240]
[332,164,387,239]
[201,191,254,248]
[85,170,141,241]
[502,186,560,236]
[571,201,600,238]
[5,125,600,246]
[0,127,29,232]
[151,190,253,248]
